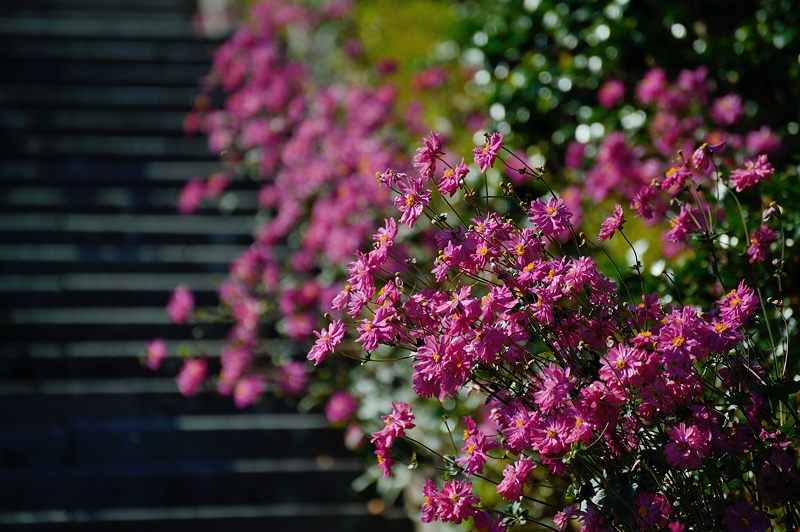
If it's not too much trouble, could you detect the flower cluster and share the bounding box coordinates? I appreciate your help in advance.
[311,129,797,530]
[146,0,428,404]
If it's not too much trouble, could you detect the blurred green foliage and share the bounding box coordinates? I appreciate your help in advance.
[451,0,800,167]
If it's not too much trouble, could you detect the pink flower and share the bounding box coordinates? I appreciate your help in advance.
[528,198,574,237]
[144,338,167,370]
[473,132,503,172]
[413,131,444,179]
[233,374,266,408]
[393,175,431,229]
[176,358,206,396]
[664,422,708,470]
[597,204,625,241]
[496,456,536,501]
[456,416,493,475]
[729,154,774,192]
[275,360,308,396]
[599,344,644,388]
[564,141,585,170]
[747,224,777,263]
[633,492,671,528]
[438,158,468,196]
[721,501,769,532]
[598,79,625,108]
[437,479,479,523]
[325,390,358,424]
[533,364,572,413]
[205,171,231,198]
[717,281,758,327]
[745,126,781,154]
[630,184,657,220]
[166,284,194,324]
[307,319,345,365]
[691,143,712,174]
[710,94,743,126]
[178,177,205,214]
[636,68,666,103]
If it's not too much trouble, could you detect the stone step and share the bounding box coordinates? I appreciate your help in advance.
[0,461,365,511]
[0,60,209,87]
[1,134,215,160]
[0,84,199,110]
[1,160,223,180]
[0,504,413,532]
[2,37,211,64]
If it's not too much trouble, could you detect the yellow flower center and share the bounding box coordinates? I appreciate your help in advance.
[478,245,489,257]
[615,358,627,370]
[546,207,557,215]
[444,168,454,178]
[714,322,728,333]
[638,506,648,518]
[730,297,741,307]
[524,262,535,272]
[671,336,685,347]
[639,331,652,338]
[405,194,416,206]
[514,243,525,255]
[515,419,524,428]
[546,429,557,439]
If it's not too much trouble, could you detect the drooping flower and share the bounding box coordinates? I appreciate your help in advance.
[729,154,774,192]
[307,319,345,365]
[496,456,536,501]
[747,224,777,263]
[597,204,625,241]
[413,131,444,179]
[473,132,503,172]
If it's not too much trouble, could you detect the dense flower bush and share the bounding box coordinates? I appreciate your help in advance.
[310,126,799,529]
[144,0,799,527]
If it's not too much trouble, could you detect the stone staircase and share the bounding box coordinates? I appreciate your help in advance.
[0,1,412,530]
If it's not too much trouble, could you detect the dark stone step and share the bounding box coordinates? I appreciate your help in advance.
[1,160,222,180]
[0,134,215,160]
[1,417,348,468]
[0,388,306,423]
[1,0,197,13]
[0,60,208,87]
[0,244,246,268]
[1,260,230,275]
[2,37,212,63]
[0,505,413,532]
[0,322,231,343]
[0,463,365,511]
[0,17,200,40]
[2,289,222,309]
[0,109,193,134]
[0,84,199,110]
